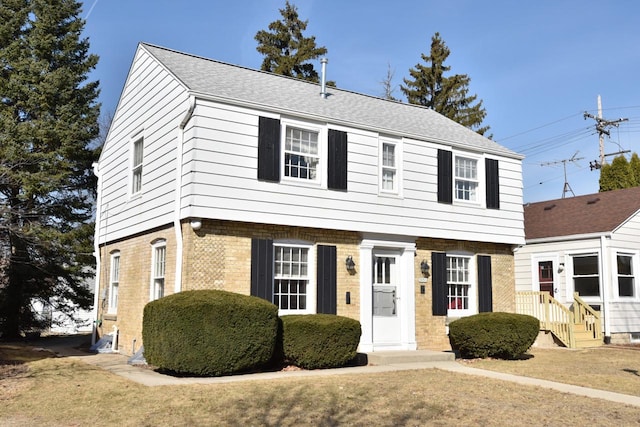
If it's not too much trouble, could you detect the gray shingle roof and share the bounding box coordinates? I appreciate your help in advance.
[142,43,521,159]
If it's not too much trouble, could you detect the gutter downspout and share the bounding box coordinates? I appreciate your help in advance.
[173,95,196,293]
[600,235,611,343]
[91,161,102,345]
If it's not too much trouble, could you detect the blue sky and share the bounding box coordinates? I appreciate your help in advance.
[81,0,640,203]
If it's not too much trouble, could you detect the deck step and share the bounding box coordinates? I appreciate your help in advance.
[366,350,455,365]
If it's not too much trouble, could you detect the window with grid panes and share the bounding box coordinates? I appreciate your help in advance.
[108,252,120,314]
[283,126,319,181]
[273,245,309,312]
[131,137,143,194]
[151,243,166,300]
[447,255,471,311]
[454,156,478,201]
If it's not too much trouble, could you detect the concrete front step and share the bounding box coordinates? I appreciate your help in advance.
[366,350,456,365]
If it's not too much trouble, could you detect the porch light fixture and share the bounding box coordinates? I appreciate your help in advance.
[420,260,430,276]
[558,262,565,273]
[345,255,356,272]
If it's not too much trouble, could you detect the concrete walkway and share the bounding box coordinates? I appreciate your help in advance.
[59,349,640,408]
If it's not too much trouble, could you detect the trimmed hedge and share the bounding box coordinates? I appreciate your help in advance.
[448,312,539,359]
[142,290,278,376]
[281,314,361,369]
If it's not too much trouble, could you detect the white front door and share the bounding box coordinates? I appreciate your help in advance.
[372,252,401,346]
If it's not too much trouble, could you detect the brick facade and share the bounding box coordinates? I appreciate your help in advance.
[415,238,515,350]
[96,220,516,355]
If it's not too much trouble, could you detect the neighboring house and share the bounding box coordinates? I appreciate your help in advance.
[515,186,640,345]
[32,272,94,334]
[93,43,524,355]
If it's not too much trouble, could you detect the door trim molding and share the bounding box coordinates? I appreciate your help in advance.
[359,239,416,352]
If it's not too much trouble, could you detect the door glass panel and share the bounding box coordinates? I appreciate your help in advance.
[538,261,554,297]
[373,256,397,317]
[373,286,396,316]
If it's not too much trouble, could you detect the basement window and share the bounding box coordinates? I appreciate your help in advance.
[630,332,640,343]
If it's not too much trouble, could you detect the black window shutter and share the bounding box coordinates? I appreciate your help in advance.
[485,158,500,209]
[477,255,493,313]
[437,149,453,204]
[328,129,348,191]
[316,245,337,314]
[257,117,280,182]
[431,252,448,316]
[250,238,273,303]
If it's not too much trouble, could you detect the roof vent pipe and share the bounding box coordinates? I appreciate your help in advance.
[320,58,328,98]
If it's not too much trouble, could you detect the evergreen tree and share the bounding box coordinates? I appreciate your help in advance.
[599,155,637,192]
[0,0,100,339]
[255,1,328,83]
[629,152,640,186]
[401,32,490,136]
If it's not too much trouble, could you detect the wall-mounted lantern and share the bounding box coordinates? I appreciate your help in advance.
[345,255,356,272]
[420,260,430,276]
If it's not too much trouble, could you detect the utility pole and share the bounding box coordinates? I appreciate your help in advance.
[584,95,628,169]
[541,151,584,198]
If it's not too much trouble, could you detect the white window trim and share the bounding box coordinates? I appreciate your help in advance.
[108,252,120,314]
[273,240,315,315]
[129,130,144,197]
[446,251,476,317]
[378,137,403,196]
[566,250,602,302]
[150,240,167,301]
[452,151,484,206]
[280,119,326,188]
[611,249,639,300]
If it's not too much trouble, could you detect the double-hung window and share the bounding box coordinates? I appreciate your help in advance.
[131,137,144,194]
[617,253,635,297]
[447,255,472,314]
[108,252,120,314]
[454,156,478,202]
[151,242,166,300]
[572,253,600,297]
[380,140,399,193]
[284,126,319,182]
[273,244,310,313]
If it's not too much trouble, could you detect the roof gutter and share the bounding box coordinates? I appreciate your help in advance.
[173,95,196,293]
[526,231,612,245]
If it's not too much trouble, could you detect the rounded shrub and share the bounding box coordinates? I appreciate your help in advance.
[142,290,279,376]
[281,314,361,369]
[448,312,539,359]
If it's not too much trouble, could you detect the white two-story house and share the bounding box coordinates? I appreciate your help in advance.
[93,43,524,355]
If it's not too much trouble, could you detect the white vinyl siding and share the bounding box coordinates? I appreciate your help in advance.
[96,47,189,244]
[97,47,524,246]
[181,101,524,246]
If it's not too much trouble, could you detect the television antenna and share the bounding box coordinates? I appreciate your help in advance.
[541,151,584,198]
